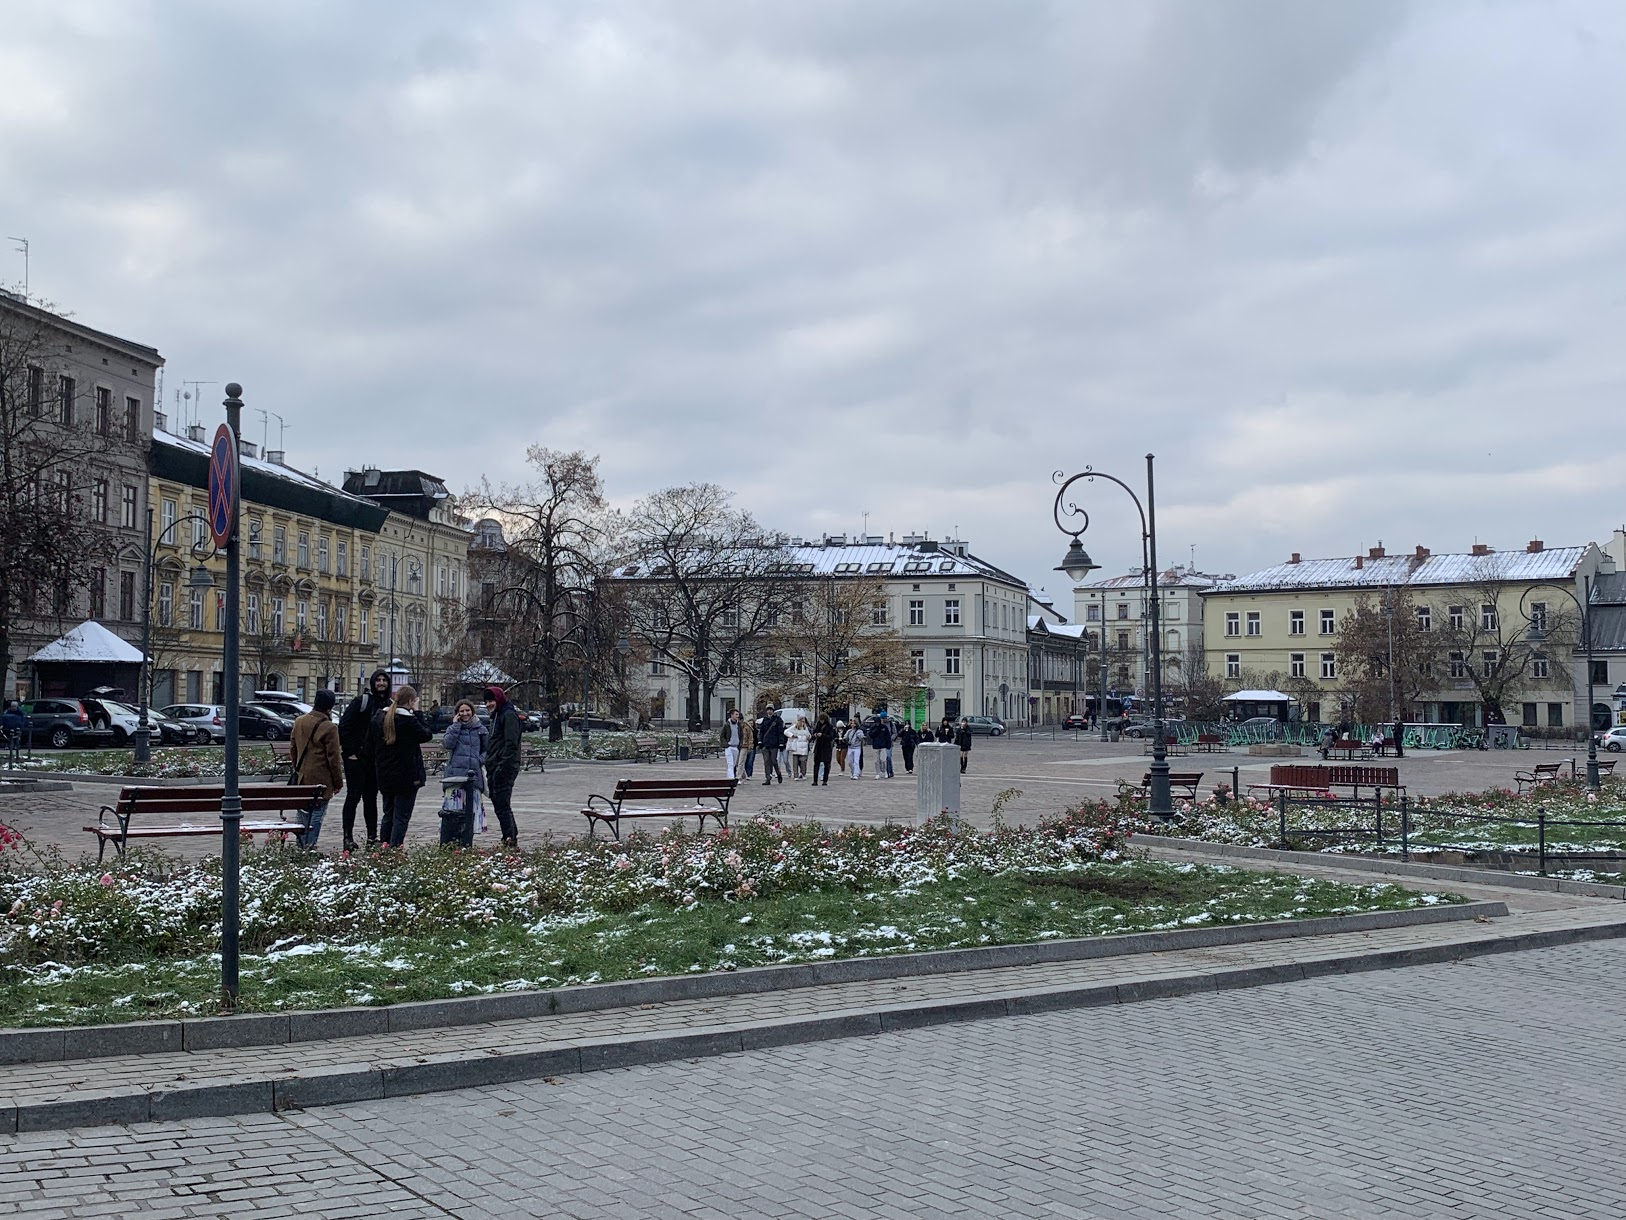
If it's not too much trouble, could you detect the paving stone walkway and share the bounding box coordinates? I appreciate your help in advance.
[3,936,1623,1217]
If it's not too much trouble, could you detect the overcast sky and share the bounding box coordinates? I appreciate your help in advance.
[4,0,1622,605]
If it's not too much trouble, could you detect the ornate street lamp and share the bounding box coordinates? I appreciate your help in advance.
[1053,455,1175,819]
[136,510,219,763]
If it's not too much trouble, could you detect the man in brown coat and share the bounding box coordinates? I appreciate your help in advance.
[291,689,344,849]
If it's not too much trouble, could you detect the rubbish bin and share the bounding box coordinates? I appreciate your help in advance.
[677,741,692,761]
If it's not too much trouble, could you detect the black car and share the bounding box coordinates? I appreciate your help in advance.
[1061,714,1089,731]
[566,715,627,733]
[239,704,295,740]
[19,699,116,750]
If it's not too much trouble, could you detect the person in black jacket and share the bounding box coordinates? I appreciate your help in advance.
[482,685,523,849]
[755,706,786,785]
[898,722,920,774]
[369,684,432,847]
[338,669,392,851]
[810,713,836,786]
[955,718,973,773]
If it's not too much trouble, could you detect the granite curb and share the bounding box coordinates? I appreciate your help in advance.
[8,905,1625,1136]
[1146,837,1626,900]
[0,900,1504,1066]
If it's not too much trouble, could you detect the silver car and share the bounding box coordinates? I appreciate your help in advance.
[159,703,228,744]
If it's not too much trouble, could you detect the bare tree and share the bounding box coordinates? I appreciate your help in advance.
[615,483,795,729]
[471,449,608,738]
[757,575,921,717]
[0,299,119,693]
[1335,589,1440,722]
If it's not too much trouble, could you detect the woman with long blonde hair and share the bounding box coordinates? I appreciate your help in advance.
[367,684,432,846]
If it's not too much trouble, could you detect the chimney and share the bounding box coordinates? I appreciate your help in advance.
[239,439,258,459]
[1354,554,1364,570]
[1472,543,1490,557]
[154,409,168,432]
[1526,539,1544,553]
[1368,545,1385,559]
[186,423,205,443]
[1414,545,1430,559]
[266,449,286,465]
[1288,553,1300,564]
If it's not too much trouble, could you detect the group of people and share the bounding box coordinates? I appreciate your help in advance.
[721,708,976,785]
[289,669,525,852]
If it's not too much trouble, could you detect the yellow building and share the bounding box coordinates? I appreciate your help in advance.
[1201,541,1606,729]
[147,425,388,705]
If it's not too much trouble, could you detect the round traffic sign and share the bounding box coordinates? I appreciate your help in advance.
[207,424,238,549]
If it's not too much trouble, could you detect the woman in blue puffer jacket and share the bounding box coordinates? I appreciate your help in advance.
[439,699,487,847]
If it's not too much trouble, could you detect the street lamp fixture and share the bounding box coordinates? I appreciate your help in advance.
[1052,456,1175,819]
[135,513,220,762]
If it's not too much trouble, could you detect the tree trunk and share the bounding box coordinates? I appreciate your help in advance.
[688,673,704,729]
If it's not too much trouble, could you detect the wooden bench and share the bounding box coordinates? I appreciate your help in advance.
[1194,734,1227,753]
[633,734,670,763]
[1516,762,1565,793]
[1249,764,1403,801]
[520,742,548,772]
[686,733,719,759]
[85,784,326,862]
[1597,759,1616,777]
[423,745,448,776]
[1131,771,1203,803]
[582,778,738,841]
[1324,740,1372,761]
[266,740,294,773]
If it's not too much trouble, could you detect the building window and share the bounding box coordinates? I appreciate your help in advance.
[911,649,926,675]
[335,603,348,642]
[316,601,328,641]
[1245,611,1261,637]
[1319,609,1336,635]
[1526,601,1547,633]
[157,582,174,627]
[125,396,140,440]
[26,366,43,414]
[89,569,105,619]
[944,648,962,675]
[1449,651,1466,678]
[944,599,960,626]
[120,485,137,529]
[1590,659,1609,686]
[1289,610,1304,636]
[336,540,348,577]
[160,497,176,539]
[1290,652,1305,679]
[1480,603,1498,632]
[1224,612,1240,637]
[246,594,260,635]
[1225,653,1240,678]
[272,526,286,564]
[359,544,371,579]
[248,521,263,561]
[1166,603,1180,621]
[1532,656,1549,680]
[786,651,804,676]
[272,597,285,635]
[1086,604,1100,622]
[1521,702,1537,726]
[58,375,75,425]
[215,592,226,631]
[1448,605,1464,631]
[118,571,136,620]
[189,588,204,630]
[358,609,368,645]
[297,532,310,569]
[908,599,924,626]
[1482,650,1498,678]
[1320,653,1336,680]
[95,386,112,434]
[872,600,889,626]
[91,479,108,524]
[296,599,309,632]
[1116,603,1129,620]
[1548,703,1565,728]
[318,537,330,574]
[1415,605,1432,632]
[192,513,207,551]
[1117,630,1131,651]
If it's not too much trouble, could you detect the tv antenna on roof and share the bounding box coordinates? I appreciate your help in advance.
[6,237,27,299]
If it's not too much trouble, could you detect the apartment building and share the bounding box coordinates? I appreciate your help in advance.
[1071,566,1221,696]
[1202,541,1608,729]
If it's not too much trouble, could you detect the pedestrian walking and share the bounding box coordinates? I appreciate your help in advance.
[811,713,836,785]
[756,705,786,785]
[787,716,811,780]
[834,720,849,773]
[290,689,343,849]
[1,701,24,770]
[439,700,487,848]
[338,669,392,851]
[936,717,955,743]
[845,720,866,779]
[955,718,973,774]
[868,716,893,780]
[482,686,523,849]
[370,685,431,848]
[898,721,920,774]
[721,709,752,780]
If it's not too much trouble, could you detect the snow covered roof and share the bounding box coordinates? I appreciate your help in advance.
[1222,689,1297,703]
[30,621,144,664]
[1210,546,1590,594]
[1078,569,1223,591]
[614,540,1028,591]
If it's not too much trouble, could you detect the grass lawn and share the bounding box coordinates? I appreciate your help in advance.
[0,859,1453,1027]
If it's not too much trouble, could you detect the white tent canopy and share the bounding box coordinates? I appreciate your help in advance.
[29,621,144,664]
[1221,689,1296,703]
[459,660,516,685]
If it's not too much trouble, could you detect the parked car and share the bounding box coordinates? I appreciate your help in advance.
[1597,726,1626,753]
[252,690,314,718]
[18,699,115,749]
[566,715,628,733]
[239,704,296,740]
[81,698,201,746]
[1121,717,1184,739]
[962,715,1006,736]
[144,707,205,746]
[160,703,228,744]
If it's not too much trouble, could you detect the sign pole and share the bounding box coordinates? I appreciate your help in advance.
[211,390,244,1010]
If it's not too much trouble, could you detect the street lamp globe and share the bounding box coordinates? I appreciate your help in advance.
[1055,539,1099,585]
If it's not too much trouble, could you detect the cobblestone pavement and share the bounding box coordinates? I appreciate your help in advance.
[1,735,1595,861]
[4,937,1622,1218]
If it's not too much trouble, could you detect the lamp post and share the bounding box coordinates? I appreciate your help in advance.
[1054,455,1173,818]
[1098,624,1109,743]
[1521,578,1599,791]
[135,509,217,762]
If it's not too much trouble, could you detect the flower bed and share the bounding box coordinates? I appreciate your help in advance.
[0,803,1454,1025]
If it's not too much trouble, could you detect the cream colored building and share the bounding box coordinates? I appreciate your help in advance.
[1201,541,1607,728]
[1071,566,1222,697]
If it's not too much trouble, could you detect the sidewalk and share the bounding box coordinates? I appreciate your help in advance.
[5,849,1624,1134]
